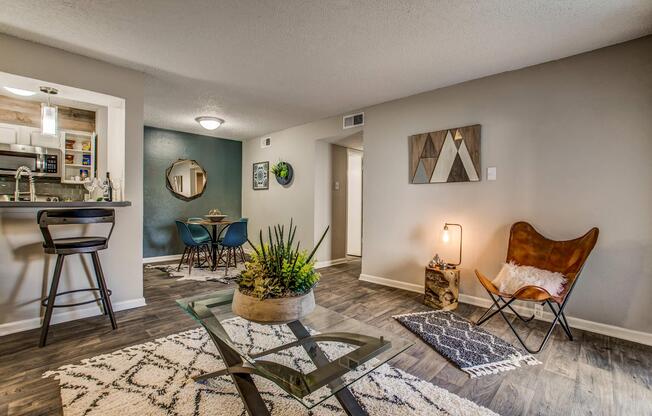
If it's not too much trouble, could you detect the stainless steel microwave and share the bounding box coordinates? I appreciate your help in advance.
[0,143,61,178]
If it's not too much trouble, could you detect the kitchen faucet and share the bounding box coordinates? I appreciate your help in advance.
[15,166,36,202]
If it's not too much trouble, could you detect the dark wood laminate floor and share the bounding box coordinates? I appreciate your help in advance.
[0,259,650,415]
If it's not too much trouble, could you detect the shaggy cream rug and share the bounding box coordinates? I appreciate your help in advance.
[44,318,497,416]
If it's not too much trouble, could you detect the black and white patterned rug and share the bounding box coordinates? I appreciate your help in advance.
[394,311,540,378]
[146,262,244,284]
[44,317,497,415]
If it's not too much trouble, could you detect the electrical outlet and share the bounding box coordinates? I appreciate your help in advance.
[534,304,544,319]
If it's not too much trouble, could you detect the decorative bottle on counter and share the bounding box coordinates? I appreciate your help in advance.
[104,172,113,202]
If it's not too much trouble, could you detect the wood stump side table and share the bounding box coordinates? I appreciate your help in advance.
[424,267,459,311]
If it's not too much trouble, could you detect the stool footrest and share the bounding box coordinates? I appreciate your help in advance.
[41,288,113,308]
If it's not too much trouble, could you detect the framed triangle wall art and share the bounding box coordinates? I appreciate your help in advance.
[408,124,481,184]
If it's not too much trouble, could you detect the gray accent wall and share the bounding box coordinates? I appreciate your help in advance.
[243,36,652,334]
[360,36,652,334]
[144,126,242,258]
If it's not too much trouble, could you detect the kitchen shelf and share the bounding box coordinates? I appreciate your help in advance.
[65,149,92,154]
[62,130,95,184]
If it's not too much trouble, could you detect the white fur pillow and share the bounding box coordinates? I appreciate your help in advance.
[492,262,567,296]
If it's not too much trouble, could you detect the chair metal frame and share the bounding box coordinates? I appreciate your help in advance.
[476,267,582,354]
[37,209,117,347]
[475,222,598,354]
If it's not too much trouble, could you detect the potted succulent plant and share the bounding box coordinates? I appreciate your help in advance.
[271,161,293,186]
[232,219,328,324]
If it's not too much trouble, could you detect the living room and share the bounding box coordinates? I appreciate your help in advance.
[0,2,650,415]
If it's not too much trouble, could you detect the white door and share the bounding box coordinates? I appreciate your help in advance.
[346,149,363,256]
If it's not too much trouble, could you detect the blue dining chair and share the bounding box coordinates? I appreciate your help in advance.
[216,219,248,276]
[215,217,248,245]
[187,217,212,243]
[175,220,212,274]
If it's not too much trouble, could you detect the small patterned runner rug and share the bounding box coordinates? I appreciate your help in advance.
[394,310,540,378]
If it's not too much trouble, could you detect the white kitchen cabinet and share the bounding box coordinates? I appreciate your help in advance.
[0,122,62,148]
[30,130,61,148]
[0,125,17,144]
[16,126,32,145]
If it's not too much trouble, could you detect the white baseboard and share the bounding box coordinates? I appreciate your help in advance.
[148,252,341,269]
[358,274,652,346]
[315,258,349,269]
[0,297,147,337]
[359,273,424,293]
[143,254,182,264]
[458,294,652,346]
[144,248,255,264]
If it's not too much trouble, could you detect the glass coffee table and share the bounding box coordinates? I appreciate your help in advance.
[177,288,413,416]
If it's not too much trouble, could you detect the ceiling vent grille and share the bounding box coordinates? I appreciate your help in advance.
[343,112,364,129]
[261,137,271,148]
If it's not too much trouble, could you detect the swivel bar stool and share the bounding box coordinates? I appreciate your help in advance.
[37,209,118,347]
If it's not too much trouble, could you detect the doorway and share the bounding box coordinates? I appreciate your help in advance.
[313,130,363,265]
[346,148,362,257]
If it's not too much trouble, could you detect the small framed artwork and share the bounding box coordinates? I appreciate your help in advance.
[252,161,269,190]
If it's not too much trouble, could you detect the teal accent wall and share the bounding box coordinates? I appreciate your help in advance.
[143,126,242,258]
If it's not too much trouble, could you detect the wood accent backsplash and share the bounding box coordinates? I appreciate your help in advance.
[0,94,95,132]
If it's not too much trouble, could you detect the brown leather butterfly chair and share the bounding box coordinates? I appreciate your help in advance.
[475,222,599,353]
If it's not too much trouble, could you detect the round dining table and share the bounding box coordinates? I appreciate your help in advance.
[184,218,235,270]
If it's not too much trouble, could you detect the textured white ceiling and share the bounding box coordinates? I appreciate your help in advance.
[1,0,650,140]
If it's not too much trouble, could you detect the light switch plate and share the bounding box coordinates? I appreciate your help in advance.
[487,167,497,181]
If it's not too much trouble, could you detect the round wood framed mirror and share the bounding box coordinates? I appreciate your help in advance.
[165,159,207,201]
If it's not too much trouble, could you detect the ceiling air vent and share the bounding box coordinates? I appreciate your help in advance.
[343,112,364,129]
[261,137,271,148]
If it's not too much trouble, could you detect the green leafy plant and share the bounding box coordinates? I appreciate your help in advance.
[238,219,329,299]
[271,161,290,179]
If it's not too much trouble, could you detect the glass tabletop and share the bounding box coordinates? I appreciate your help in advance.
[177,288,413,409]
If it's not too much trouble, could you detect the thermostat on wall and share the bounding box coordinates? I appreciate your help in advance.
[261,137,271,148]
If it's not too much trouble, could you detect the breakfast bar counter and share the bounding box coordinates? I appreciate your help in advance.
[0,201,131,208]
[0,201,144,337]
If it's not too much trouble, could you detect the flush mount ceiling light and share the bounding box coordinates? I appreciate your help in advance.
[40,86,59,136]
[3,86,37,96]
[195,116,224,130]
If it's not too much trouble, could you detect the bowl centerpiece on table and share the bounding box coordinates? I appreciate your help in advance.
[232,219,328,324]
[204,208,227,222]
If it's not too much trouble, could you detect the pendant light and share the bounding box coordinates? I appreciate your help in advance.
[40,86,59,136]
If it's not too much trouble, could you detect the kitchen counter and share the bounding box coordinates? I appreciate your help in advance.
[0,200,131,208]
[0,199,144,337]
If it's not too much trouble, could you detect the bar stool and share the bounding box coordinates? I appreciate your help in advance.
[37,209,118,347]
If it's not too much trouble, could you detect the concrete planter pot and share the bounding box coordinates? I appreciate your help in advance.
[232,288,315,324]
